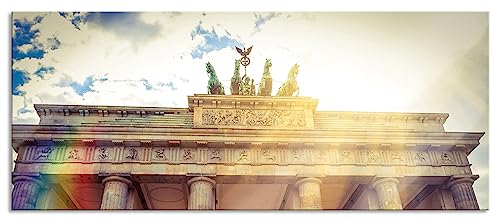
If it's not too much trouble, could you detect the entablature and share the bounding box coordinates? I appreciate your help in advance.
[314,111,449,132]
[31,95,453,133]
[11,124,483,154]
[34,103,193,127]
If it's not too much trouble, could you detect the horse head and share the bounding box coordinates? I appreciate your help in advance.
[233,59,240,75]
[288,63,299,79]
[262,58,272,78]
[265,58,272,69]
[206,62,215,77]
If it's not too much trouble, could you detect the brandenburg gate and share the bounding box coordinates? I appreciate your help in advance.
[11,94,483,210]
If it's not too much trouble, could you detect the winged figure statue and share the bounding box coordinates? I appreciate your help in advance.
[235,46,253,57]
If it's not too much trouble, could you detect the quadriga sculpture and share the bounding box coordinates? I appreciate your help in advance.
[206,62,225,95]
[276,64,300,96]
[258,58,273,96]
[239,73,254,95]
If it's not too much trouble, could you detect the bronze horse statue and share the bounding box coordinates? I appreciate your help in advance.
[258,58,273,96]
[230,60,241,95]
[206,62,225,95]
[276,64,300,96]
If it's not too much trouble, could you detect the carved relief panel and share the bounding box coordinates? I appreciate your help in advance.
[34,146,55,161]
[66,148,83,161]
[288,148,304,164]
[339,150,355,164]
[152,147,169,161]
[389,151,406,164]
[124,147,141,161]
[261,148,278,164]
[235,148,251,164]
[364,150,382,164]
[413,151,429,165]
[439,151,455,164]
[208,148,224,163]
[181,148,196,162]
[94,147,114,161]
[201,109,306,127]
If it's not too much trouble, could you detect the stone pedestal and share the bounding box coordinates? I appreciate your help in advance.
[371,178,403,210]
[447,177,479,210]
[100,176,132,210]
[295,177,323,209]
[187,177,216,210]
[12,175,45,209]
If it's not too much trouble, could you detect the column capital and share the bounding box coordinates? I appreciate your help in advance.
[12,175,45,188]
[100,176,131,209]
[295,177,323,188]
[187,176,216,187]
[12,174,45,210]
[371,177,400,189]
[187,176,216,210]
[445,175,480,210]
[446,176,477,189]
[370,177,403,209]
[101,176,132,187]
[294,177,323,209]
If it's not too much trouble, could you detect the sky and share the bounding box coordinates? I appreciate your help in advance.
[11,12,488,208]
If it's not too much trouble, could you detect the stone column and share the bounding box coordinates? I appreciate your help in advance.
[187,177,216,210]
[446,177,479,210]
[100,176,132,210]
[295,177,323,209]
[290,187,302,209]
[371,178,403,210]
[12,175,45,209]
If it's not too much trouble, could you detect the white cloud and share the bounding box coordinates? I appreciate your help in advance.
[17,44,34,53]
[12,57,41,74]
[12,95,39,124]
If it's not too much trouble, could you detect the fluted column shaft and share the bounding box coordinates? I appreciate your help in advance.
[100,176,132,210]
[371,178,403,210]
[187,177,216,210]
[12,176,45,209]
[295,177,323,209]
[447,178,479,210]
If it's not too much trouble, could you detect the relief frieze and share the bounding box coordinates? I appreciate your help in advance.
[21,145,467,168]
[201,109,306,127]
